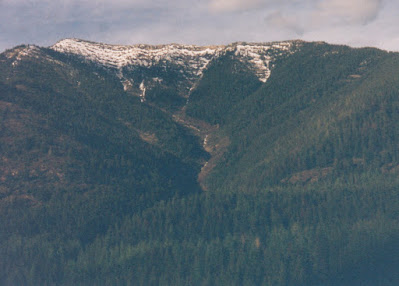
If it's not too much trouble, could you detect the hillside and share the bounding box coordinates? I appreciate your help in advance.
[192,42,399,191]
[0,39,398,285]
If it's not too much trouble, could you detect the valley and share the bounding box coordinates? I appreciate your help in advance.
[0,39,398,285]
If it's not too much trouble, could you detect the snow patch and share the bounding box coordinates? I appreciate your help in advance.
[51,39,300,85]
[203,135,209,148]
[233,42,294,82]
[139,80,146,102]
[9,45,40,67]
[51,39,223,83]
[122,79,133,91]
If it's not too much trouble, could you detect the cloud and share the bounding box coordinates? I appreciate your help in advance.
[265,11,304,35]
[0,0,398,53]
[209,0,265,13]
[316,0,383,25]
[263,0,384,37]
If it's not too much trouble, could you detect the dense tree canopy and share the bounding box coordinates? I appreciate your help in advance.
[0,42,398,285]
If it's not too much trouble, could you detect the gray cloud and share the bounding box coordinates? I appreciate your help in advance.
[0,0,397,53]
[263,0,384,37]
[208,0,265,12]
[0,0,179,49]
[316,0,383,25]
[265,11,304,35]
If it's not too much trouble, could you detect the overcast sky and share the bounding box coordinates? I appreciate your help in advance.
[1,0,399,52]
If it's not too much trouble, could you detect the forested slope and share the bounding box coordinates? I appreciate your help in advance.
[0,41,398,285]
[190,43,399,192]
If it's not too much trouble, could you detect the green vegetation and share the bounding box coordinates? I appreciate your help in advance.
[1,176,398,285]
[186,51,262,124]
[195,43,399,191]
[0,42,399,285]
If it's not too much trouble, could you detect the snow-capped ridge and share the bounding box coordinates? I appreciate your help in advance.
[51,38,301,84]
[5,45,41,67]
[51,38,222,71]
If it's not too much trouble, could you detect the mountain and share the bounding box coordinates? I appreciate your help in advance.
[1,39,398,285]
[50,39,299,108]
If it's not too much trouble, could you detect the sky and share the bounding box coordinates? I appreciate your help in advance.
[1,0,399,52]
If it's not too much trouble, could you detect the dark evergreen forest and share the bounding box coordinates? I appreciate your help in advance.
[0,42,398,285]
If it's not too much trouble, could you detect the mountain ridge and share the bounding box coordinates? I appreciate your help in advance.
[50,38,302,93]
[1,38,399,285]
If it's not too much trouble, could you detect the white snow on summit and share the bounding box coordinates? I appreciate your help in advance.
[51,39,300,85]
[51,39,222,80]
[6,45,40,67]
[233,42,293,82]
